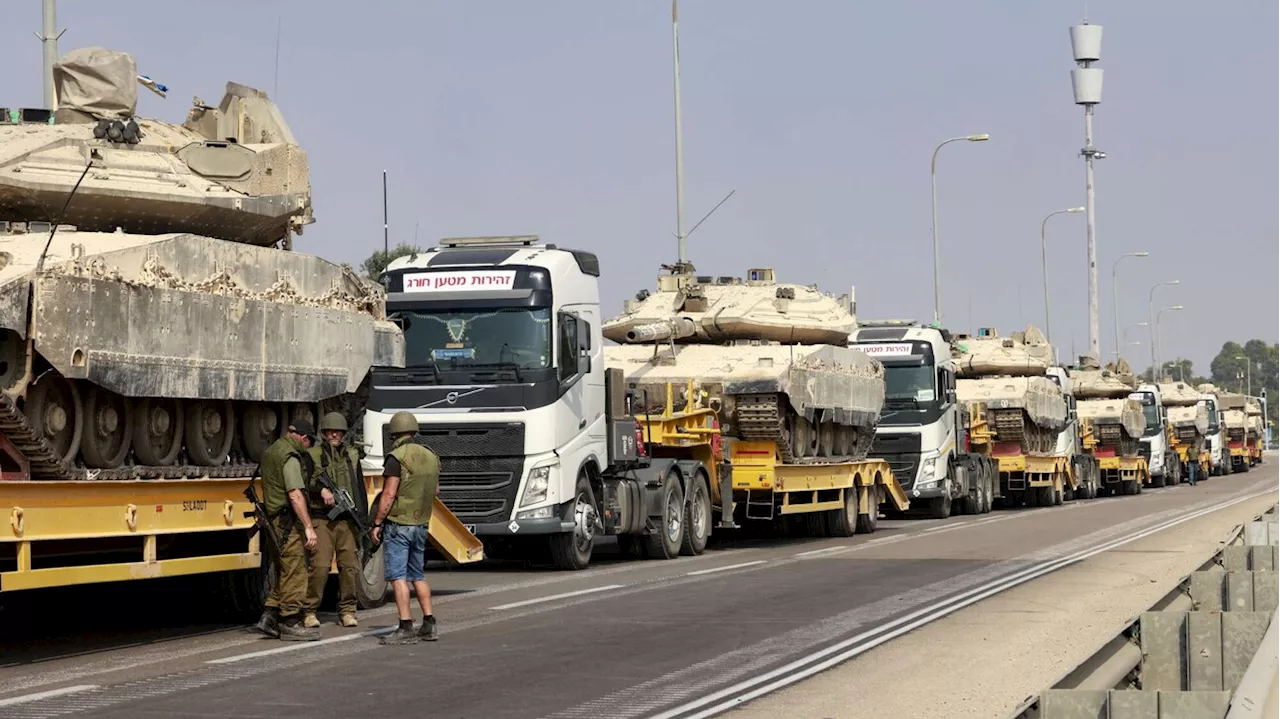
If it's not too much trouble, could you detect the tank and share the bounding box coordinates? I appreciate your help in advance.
[1157,381,1202,407]
[1064,357,1143,456]
[1245,399,1264,440]
[602,267,883,463]
[1168,404,1210,452]
[0,47,404,480]
[952,326,1067,455]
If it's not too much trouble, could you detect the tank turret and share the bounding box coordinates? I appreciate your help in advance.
[0,47,402,479]
[603,267,883,462]
[603,266,855,346]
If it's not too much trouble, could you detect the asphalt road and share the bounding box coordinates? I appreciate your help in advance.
[0,465,1274,719]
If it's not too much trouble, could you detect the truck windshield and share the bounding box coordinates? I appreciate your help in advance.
[884,365,936,404]
[1203,401,1221,432]
[1140,401,1162,436]
[396,307,552,370]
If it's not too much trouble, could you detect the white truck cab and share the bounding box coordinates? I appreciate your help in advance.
[362,236,608,562]
[1199,393,1226,476]
[1132,382,1177,485]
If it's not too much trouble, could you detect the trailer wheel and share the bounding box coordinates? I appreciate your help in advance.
[680,473,711,556]
[854,485,879,534]
[355,542,388,609]
[825,485,859,537]
[644,471,684,560]
[550,472,598,570]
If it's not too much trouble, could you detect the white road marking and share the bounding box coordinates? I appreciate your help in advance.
[205,628,392,665]
[684,561,767,576]
[490,584,625,611]
[648,487,1273,719]
[0,685,99,707]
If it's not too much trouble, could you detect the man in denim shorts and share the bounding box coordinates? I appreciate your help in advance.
[370,411,441,645]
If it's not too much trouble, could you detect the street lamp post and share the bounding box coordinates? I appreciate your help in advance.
[1040,206,1085,349]
[1235,355,1252,397]
[1111,251,1149,360]
[1155,305,1183,379]
[930,133,990,325]
[1148,280,1179,377]
[1118,321,1148,362]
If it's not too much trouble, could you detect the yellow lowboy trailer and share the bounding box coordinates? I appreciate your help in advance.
[1077,417,1151,496]
[624,380,908,546]
[0,471,483,611]
[964,403,1075,508]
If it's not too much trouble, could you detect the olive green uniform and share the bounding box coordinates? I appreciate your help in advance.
[386,437,440,527]
[305,441,364,614]
[260,435,311,619]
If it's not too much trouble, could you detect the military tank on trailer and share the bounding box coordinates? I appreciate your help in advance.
[0,47,403,479]
[601,266,884,463]
[952,326,1068,455]
[1069,357,1145,457]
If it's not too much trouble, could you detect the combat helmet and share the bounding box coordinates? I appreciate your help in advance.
[388,411,419,437]
[319,412,349,432]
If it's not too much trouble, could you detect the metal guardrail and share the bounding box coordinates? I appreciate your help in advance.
[1012,504,1279,719]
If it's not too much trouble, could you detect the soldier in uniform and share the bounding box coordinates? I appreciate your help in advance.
[252,420,321,641]
[370,411,441,645]
[302,412,370,628]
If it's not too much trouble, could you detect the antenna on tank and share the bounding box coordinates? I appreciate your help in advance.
[35,0,66,111]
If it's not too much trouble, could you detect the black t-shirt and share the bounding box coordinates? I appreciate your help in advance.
[383,455,402,479]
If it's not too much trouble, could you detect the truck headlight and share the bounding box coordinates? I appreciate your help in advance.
[520,464,553,507]
[921,457,937,478]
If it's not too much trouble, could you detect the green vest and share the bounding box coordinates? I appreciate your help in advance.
[260,435,310,515]
[386,437,440,526]
[307,442,360,509]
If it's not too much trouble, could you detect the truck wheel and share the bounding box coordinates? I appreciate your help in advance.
[644,471,685,560]
[1036,485,1055,507]
[680,473,711,556]
[356,543,389,609]
[928,491,952,519]
[550,472,598,570]
[854,485,879,534]
[825,485,859,537]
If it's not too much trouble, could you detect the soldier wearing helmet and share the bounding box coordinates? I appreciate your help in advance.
[300,411,370,629]
[371,410,441,645]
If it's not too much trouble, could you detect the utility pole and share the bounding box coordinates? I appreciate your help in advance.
[1070,21,1105,361]
[36,0,65,111]
[382,170,389,254]
[672,0,688,270]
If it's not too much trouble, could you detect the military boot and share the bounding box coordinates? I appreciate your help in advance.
[277,615,321,642]
[252,608,280,638]
[417,615,439,642]
[380,621,419,645]
[339,612,358,628]
[303,612,321,628]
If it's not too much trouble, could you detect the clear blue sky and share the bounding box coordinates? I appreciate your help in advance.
[5,1,1276,372]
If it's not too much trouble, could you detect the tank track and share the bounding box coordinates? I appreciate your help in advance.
[991,408,1059,456]
[1095,423,1141,457]
[733,393,874,465]
[1,389,256,481]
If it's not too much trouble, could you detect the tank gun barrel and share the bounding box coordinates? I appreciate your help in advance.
[624,318,697,343]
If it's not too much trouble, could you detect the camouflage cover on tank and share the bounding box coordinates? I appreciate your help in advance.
[603,267,879,463]
[1157,381,1202,407]
[0,47,403,480]
[1077,397,1146,441]
[602,267,854,345]
[951,326,1054,378]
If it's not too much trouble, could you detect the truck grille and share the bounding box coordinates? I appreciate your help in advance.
[883,456,919,489]
[386,422,525,524]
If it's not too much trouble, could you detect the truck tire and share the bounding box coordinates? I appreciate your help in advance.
[355,543,389,609]
[680,473,711,556]
[855,485,879,534]
[826,485,859,537]
[928,491,952,519]
[550,472,598,570]
[645,471,685,560]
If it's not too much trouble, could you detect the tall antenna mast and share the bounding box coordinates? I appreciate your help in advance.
[1069,21,1105,361]
[36,0,65,111]
[672,0,688,269]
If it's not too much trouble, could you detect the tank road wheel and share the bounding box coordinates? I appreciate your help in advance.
[186,399,235,467]
[816,418,836,458]
[355,542,389,609]
[550,472,598,570]
[24,373,83,464]
[287,402,318,432]
[132,398,184,466]
[644,471,685,560]
[680,472,711,556]
[788,415,813,459]
[241,403,285,463]
[80,387,133,469]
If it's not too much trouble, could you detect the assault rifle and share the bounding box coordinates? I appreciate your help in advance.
[315,472,378,565]
[243,471,283,568]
